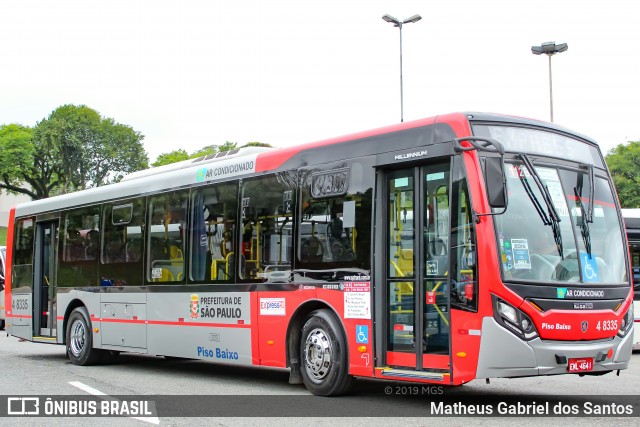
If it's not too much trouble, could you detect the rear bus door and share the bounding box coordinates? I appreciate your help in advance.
[33,220,59,340]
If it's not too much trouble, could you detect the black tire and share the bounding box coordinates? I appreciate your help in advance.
[66,307,102,366]
[299,309,352,396]
[0,319,5,330]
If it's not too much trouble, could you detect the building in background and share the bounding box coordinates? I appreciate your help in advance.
[0,190,31,227]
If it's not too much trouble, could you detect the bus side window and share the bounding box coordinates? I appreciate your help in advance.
[450,160,477,312]
[58,208,100,287]
[190,182,238,283]
[298,197,358,265]
[240,174,295,282]
[100,199,145,286]
[148,192,187,283]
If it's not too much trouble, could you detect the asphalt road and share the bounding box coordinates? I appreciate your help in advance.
[0,332,638,426]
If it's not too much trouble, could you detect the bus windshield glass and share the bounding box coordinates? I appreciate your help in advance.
[494,161,627,285]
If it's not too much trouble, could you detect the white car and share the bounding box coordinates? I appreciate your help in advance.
[0,246,6,330]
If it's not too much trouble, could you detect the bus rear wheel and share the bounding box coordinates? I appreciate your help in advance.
[66,307,102,366]
[299,309,352,396]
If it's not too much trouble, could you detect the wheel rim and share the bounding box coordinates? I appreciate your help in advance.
[69,319,86,357]
[303,327,333,382]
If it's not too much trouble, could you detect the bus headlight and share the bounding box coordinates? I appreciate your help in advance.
[617,303,634,338]
[492,295,538,340]
[496,300,517,324]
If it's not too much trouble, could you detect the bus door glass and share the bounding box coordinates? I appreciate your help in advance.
[34,220,59,337]
[384,162,451,371]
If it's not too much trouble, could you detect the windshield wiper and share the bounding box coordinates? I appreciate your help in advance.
[587,164,595,222]
[575,164,595,256]
[518,165,551,225]
[519,154,564,258]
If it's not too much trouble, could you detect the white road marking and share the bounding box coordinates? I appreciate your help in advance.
[69,381,160,425]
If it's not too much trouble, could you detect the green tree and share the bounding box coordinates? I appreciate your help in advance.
[32,104,102,192]
[0,104,148,199]
[93,118,149,185]
[242,141,272,148]
[152,141,274,168]
[152,149,190,167]
[606,141,640,207]
[190,144,219,158]
[0,124,43,198]
[217,141,238,152]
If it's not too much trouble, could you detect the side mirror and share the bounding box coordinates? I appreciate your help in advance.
[484,157,507,209]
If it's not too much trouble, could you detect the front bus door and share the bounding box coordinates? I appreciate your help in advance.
[383,163,452,381]
[33,220,59,339]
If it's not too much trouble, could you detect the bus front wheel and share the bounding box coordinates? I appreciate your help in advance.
[299,309,352,396]
[66,307,102,366]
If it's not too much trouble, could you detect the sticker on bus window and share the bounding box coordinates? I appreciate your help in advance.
[426,260,438,275]
[151,267,162,279]
[511,238,532,269]
[503,238,514,270]
[580,253,600,282]
[545,181,569,217]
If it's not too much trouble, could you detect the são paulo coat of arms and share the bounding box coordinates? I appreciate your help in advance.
[190,294,200,319]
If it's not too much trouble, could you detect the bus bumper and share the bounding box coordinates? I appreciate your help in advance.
[476,317,632,379]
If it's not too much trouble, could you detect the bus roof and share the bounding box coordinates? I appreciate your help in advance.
[12,112,600,218]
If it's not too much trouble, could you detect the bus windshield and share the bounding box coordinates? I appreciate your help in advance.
[494,161,627,284]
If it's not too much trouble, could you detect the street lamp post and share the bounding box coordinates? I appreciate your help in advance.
[531,41,568,123]
[382,14,422,122]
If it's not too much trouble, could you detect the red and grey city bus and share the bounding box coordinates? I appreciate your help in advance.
[4,112,634,396]
[621,209,640,351]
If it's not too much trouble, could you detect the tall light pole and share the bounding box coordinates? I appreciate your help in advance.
[382,14,422,122]
[531,41,568,123]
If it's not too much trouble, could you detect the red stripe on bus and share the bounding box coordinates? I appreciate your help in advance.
[255,117,436,172]
[7,314,32,319]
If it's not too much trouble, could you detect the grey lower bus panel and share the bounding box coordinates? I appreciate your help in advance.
[56,290,254,365]
[476,316,632,379]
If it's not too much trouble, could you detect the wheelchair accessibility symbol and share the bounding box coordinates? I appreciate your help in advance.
[356,325,369,344]
[580,253,599,283]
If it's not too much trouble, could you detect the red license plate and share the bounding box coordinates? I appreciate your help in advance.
[567,357,594,373]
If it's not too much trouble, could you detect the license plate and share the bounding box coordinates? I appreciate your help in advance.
[567,357,594,373]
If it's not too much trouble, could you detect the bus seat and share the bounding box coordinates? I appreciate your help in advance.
[84,230,99,260]
[301,236,323,262]
[66,229,85,261]
[125,239,142,262]
[169,246,183,260]
[211,259,224,280]
[428,238,447,256]
[530,254,554,281]
[396,281,413,302]
[105,238,125,263]
[397,248,414,276]
[152,268,174,282]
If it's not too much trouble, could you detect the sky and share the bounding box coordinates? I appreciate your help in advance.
[1,0,639,164]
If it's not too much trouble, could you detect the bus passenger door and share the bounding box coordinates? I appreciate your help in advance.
[33,220,59,339]
[380,164,451,380]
